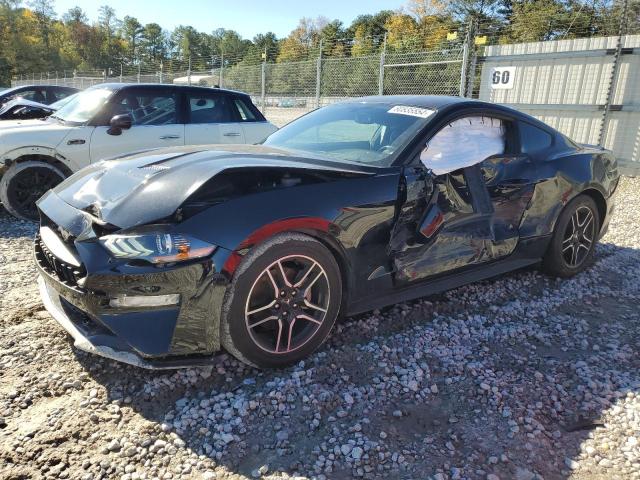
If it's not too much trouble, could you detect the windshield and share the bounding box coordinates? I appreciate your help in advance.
[263,102,434,166]
[50,93,78,110]
[53,88,113,124]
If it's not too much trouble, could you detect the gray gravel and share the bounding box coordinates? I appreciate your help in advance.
[1,178,639,480]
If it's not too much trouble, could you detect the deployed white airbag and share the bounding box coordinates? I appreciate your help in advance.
[420,116,505,175]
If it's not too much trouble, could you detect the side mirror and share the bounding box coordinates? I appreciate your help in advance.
[107,114,132,136]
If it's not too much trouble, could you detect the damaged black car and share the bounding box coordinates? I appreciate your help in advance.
[34,96,619,369]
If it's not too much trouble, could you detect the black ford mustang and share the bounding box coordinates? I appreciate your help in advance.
[34,96,619,369]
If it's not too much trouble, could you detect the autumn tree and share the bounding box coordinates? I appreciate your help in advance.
[277,17,327,62]
[385,13,421,51]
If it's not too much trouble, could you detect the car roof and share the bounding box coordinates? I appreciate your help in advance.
[91,83,251,97]
[341,95,475,109]
[340,95,554,129]
[1,85,75,93]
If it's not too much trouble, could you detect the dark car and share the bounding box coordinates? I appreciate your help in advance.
[0,85,78,109]
[34,95,619,369]
[0,93,77,121]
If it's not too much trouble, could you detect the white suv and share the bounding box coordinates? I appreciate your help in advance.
[0,83,277,220]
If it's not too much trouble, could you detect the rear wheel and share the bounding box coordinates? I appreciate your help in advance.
[542,194,600,277]
[0,161,66,221]
[221,233,342,368]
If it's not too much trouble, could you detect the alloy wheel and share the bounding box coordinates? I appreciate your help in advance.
[244,255,330,354]
[561,205,595,267]
[8,167,63,218]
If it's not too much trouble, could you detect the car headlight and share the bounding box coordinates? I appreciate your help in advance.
[99,232,215,264]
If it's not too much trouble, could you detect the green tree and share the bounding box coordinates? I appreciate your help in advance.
[141,23,167,62]
[98,5,121,66]
[121,15,144,63]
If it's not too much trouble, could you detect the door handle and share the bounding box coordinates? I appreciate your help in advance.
[159,135,181,140]
[223,132,241,137]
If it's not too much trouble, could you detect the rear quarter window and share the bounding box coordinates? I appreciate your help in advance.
[232,96,265,122]
[519,122,553,154]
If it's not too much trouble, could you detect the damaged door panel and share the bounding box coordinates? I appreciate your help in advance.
[391,166,500,284]
[480,153,538,245]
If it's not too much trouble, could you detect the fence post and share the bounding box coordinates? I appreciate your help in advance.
[261,61,266,112]
[137,63,141,83]
[220,52,224,88]
[159,62,164,83]
[188,56,192,86]
[315,39,323,108]
[378,33,387,95]
[459,19,476,98]
[598,0,629,147]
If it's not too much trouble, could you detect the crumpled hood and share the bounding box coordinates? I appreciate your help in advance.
[41,144,376,229]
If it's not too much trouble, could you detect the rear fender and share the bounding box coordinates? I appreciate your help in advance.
[519,151,615,238]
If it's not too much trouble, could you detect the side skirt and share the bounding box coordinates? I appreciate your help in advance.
[346,235,551,316]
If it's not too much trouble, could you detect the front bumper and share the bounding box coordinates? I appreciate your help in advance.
[35,228,234,369]
[38,275,190,369]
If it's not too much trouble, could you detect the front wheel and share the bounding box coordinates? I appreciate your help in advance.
[220,233,342,368]
[542,194,600,278]
[0,161,67,221]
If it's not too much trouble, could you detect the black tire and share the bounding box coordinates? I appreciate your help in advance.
[542,194,600,278]
[221,233,342,368]
[0,161,66,221]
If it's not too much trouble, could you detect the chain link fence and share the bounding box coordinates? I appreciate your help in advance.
[11,37,468,127]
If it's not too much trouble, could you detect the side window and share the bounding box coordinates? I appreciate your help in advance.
[420,116,506,175]
[519,122,553,154]
[233,97,257,121]
[10,89,44,103]
[111,90,178,126]
[52,89,72,101]
[187,92,232,124]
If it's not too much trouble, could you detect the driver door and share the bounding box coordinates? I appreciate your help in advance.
[90,87,184,162]
[389,114,526,286]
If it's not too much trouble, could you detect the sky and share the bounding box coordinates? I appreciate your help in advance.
[51,0,407,39]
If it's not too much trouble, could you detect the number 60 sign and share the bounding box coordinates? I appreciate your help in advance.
[490,66,516,89]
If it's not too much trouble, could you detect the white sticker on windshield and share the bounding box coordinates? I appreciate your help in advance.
[388,105,434,118]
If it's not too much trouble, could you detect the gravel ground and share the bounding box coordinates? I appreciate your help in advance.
[1,178,639,480]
